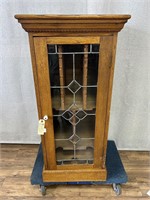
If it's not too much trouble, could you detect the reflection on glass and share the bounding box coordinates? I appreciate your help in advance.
[47,44,100,165]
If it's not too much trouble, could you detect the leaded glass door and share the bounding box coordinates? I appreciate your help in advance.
[33,36,112,172]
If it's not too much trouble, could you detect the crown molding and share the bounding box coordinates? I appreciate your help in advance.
[15,14,131,34]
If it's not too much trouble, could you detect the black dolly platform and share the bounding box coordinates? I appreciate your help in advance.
[31,140,127,196]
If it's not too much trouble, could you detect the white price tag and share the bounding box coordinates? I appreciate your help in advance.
[38,119,46,135]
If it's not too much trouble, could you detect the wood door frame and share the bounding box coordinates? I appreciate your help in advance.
[33,37,56,170]
[32,35,117,171]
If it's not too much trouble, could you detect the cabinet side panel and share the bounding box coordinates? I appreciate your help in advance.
[33,37,56,170]
[102,33,118,168]
[94,36,113,168]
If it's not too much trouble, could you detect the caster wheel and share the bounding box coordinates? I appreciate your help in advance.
[40,185,46,196]
[112,183,122,195]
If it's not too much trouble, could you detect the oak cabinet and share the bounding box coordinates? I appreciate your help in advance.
[15,14,130,182]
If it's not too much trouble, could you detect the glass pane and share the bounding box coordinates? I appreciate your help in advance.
[51,88,73,110]
[47,44,100,165]
[76,115,95,139]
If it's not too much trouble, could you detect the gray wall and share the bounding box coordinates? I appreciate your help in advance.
[0,0,150,150]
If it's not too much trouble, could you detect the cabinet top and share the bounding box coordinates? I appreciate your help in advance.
[15,14,131,34]
[15,14,131,19]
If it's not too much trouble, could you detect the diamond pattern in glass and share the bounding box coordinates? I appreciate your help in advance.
[68,80,81,93]
[69,134,80,144]
[76,110,87,120]
[69,104,79,112]
[62,110,73,120]
[69,115,80,125]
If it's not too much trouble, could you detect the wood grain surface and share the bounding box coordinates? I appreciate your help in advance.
[0,144,149,199]
[34,38,56,170]
[15,14,131,34]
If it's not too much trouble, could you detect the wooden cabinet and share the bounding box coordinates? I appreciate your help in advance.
[15,15,130,182]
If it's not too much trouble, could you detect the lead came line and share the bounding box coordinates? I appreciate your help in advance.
[51,85,97,89]
[48,52,99,55]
